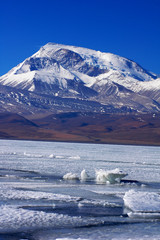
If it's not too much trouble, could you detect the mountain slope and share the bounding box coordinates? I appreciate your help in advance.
[1,111,160,146]
[0,43,160,113]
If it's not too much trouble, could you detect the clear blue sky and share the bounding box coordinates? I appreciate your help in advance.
[0,0,160,76]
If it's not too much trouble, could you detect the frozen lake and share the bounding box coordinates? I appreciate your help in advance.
[0,139,160,239]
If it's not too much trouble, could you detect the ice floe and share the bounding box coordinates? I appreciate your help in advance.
[96,168,127,184]
[78,199,120,208]
[63,169,90,181]
[63,173,79,180]
[0,186,81,202]
[49,154,54,158]
[0,205,97,233]
[128,212,160,219]
[63,168,127,184]
[124,190,160,219]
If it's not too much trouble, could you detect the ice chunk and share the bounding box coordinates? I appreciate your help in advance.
[128,212,160,219]
[55,155,64,159]
[80,169,90,181]
[63,172,79,180]
[124,190,160,219]
[95,168,127,184]
[78,199,120,207]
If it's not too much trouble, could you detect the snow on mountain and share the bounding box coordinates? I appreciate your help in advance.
[35,43,157,82]
[0,42,160,113]
[0,43,157,92]
[34,43,155,75]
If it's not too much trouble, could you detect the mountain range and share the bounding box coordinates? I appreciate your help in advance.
[0,43,160,144]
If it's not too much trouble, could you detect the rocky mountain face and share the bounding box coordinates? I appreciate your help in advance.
[0,42,160,115]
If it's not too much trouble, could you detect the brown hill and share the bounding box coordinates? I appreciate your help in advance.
[0,112,160,145]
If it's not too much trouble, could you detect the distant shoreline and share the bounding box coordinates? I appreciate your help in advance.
[0,137,160,148]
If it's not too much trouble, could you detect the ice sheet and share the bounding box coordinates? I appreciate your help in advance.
[1,140,160,238]
[0,205,93,233]
[0,186,80,202]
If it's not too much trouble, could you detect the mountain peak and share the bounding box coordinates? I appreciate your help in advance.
[0,42,159,114]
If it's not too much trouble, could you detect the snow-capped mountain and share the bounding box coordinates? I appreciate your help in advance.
[0,42,160,114]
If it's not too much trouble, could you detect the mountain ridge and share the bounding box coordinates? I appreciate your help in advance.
[0,42,160,115]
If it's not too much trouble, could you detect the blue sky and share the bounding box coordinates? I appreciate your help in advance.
[0,0,160,75]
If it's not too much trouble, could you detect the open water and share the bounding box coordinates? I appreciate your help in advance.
[0,139,160,239]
